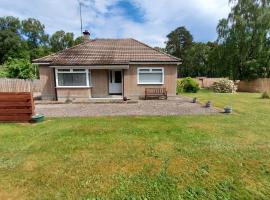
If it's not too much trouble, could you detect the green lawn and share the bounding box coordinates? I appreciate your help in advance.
[0,91,270,199]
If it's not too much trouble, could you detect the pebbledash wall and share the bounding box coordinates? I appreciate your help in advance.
[91,69,109,98]
[39,64,177,101]
[124,64,177,99]
[39,66,56,100]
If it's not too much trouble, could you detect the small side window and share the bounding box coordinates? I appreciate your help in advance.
[139,69,150,72]
[73,69,86,72]
[58,69,70,72]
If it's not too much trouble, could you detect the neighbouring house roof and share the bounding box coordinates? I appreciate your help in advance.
[33,38,181,66]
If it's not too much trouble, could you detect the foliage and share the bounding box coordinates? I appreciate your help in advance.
[178,77,200,93]
[50,30,75,52]
[165,1,270,80]
[4,58,37,79]
[0,16,84,66]
[261,91,270,99]
[21,18,49,49]
[0,66,8,77]
[180,42,211,77]
[165,26,193,76]
[166,26,193,59]
[74,36,84,45]
[211,79,237,93]
[216,0,270,80]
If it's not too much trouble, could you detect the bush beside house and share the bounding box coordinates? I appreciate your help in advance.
[177,77,200,93]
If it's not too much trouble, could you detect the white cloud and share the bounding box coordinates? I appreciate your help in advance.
[0,0,230,47]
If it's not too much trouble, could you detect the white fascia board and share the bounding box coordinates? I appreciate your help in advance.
[50,65,129,69]
[32,62,51,65]
[129,62,181,65]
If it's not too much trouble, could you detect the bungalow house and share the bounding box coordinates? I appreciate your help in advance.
[33,31,181,101]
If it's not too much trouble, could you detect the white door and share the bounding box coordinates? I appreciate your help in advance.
[109,70,122,94]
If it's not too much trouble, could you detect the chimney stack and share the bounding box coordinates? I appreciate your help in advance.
[83,30,90,41]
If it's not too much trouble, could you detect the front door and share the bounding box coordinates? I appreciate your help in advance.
[109,70,122,94]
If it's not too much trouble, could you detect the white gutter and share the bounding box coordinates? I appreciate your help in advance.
[129,62,182,65]
[32,62,51,65]
[49,65,130,69]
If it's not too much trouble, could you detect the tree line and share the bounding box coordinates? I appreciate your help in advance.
[0,16,84,63]
[1,0,270,80]
[0,16,84,78]
[165,0,270,80]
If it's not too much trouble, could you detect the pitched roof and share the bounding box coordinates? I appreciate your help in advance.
[33,38,180,65]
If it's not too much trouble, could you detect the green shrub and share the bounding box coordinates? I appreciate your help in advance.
[4,58,37,80]
[211,79,237,93]
[0,66,8,78]
[177,77,200,93]
[261,91,270,99]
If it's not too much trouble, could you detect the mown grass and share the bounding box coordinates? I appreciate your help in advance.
[0,90,270,199]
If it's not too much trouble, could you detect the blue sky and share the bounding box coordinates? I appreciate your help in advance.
[0,0,230,47]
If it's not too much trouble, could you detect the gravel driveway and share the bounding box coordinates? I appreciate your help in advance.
[35,97,219,117]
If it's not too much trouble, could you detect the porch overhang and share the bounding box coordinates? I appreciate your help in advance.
[49,65,129,69]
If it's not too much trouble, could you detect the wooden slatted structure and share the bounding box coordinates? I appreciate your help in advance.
[145,88,167,100]
[0,78,35,122]
[0,92,34,122]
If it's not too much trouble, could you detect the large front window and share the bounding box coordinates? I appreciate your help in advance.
[56,68,90,87]
[137,67,164,84]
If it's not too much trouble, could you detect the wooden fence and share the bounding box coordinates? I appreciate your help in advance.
[178,77,228,88]
[0,78,38,122]
[0,78,41,92]
[0,92,34,122]
[238,78,270,92]
[195,77,228,88]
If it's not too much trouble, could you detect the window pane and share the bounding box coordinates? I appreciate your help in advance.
[139,69,150,72]
[110,71,112,83]
[152,69,162,72]
[73,69,86,72]
[73,73,87,86]
[58,73,87,86]
[115,71,122,83]
[58,69,70,72]
[139,73,163,83]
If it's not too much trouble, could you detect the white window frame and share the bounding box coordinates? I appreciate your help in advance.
[137,67,164,85]
[55,68,91,88]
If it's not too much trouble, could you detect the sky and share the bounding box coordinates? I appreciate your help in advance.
[0,0,230,47]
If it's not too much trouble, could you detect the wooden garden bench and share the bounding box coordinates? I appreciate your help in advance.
[145,88,167,100]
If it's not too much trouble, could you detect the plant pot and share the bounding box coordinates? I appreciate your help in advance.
[192,97,197,103]
[205,101,211,108]
[224,107,232,114]
[32,114,45,123]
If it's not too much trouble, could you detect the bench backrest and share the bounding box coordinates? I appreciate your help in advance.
[145,88,167,95]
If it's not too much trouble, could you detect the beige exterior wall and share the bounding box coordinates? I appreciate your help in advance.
[56,88,91,102]
[39,66,56,100]
[91,69,109,97]
[124,64,177,99]
[39,65,177,101]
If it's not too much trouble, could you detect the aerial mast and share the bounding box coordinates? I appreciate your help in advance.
[79,1,83,35]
